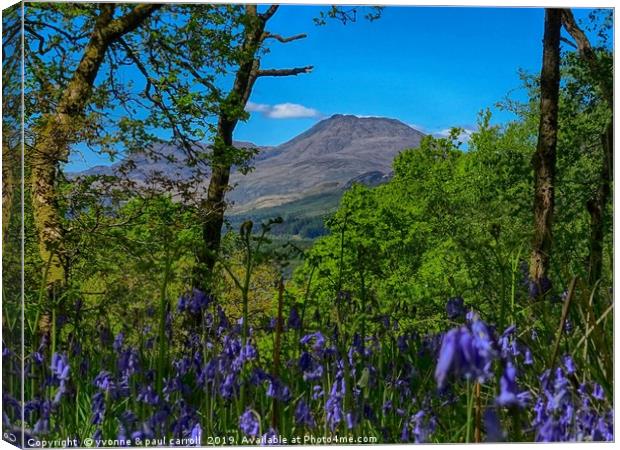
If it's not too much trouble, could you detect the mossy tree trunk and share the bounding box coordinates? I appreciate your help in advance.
[30,4,160,287]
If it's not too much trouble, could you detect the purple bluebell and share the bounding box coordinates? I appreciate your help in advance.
[220,373,237,399]
[50,352,70,381]
[117,348,140,376]
[483,409,504,442]
[300,332,326,352]
[382,400,393,414]
[261,428,279,445]
[34,411,50,434]
[524,348,534,365]
[178,289,211,316]
[312,385,323,400]
[91,392,106,425]
[287,306,301,330]
[345,412,357,429]
[137,385,160,406]
[563,355,576,375]
[239,409,260,437]
[94,371,115,392]
[434,315,496,390]
[325,367,345,430]
[496,362,530,408]
[113,332,125,353]
[266,378,291,403]
[294,400,315,428]
[190,423,202,444]
[592,383,605,400]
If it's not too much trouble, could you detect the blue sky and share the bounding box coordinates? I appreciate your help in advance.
[67,6,601,171]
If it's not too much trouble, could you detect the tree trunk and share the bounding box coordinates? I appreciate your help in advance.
[194,5,311,288]
[561,9,613,286]
[586,119,612,285]
[29,4,160,286]
[195,6,264,286]
[529,8,562,294]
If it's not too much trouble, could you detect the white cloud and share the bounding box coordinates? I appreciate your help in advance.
[433,127,476,143]
[245,101,322,119]
[245,102,270,113]
[407,123,428,133]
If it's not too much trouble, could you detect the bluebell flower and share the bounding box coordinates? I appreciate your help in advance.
[91,392,106,425]
[239,409,260,437]
[113,332,125,353]
[94,371,115,392]
[483,409,504,442]
[401,419,410,442]
[240,343,258,362]
[117,348,140,376]
[325,367,345,430]
[524,348,534,365]
[117,425,128,444]
[294,400,315,428]
[312,385,323,400]
[300,332,326,352]
[220,373,237,399]
[287,306,301,330]
[434,317,497,390]
[190,423,202,445]
[382,400,393,414]
[261,428,279,446]
[592,383,605,400]
[563,355,576,375]
[345,412,357,429]
[137,385,160,406]
[93,429,102,443]
[178,289,211,315]
[249,368,269,386]
[299,352,324,381]
[50,352,70,381]
[496,362,530,408]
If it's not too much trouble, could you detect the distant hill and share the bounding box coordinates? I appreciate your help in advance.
[72,114,425,237]
[227,114,424,212]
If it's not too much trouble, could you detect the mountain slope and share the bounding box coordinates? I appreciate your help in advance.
[227,114,424,211]
[72,115,425,236]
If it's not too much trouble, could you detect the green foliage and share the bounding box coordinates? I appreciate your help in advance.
[296,94,609,334]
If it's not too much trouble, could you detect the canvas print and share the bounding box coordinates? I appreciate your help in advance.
[1,2,614,447]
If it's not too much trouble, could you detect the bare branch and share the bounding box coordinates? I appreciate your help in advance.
[260,5,279,21]
[263,32,307,43]
[560,36,577,49]
[24,19,89,42]
[104,4,163,41]
[561,8,612,107]
[257,66,313,77]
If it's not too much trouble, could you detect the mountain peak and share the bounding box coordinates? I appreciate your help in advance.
[277,113,424,151]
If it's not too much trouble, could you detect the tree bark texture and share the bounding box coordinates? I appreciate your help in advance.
[529,9,562,290]
[30,4,160,286]
[196,6,313,287]
[197,6,265,284]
